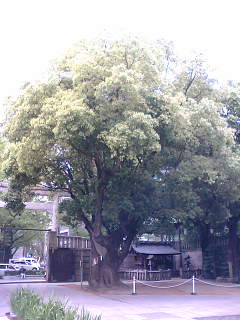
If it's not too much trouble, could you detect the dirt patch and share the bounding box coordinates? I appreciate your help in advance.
[59,279,240,296]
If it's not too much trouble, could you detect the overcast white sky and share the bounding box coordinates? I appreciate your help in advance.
[1,0,240,113]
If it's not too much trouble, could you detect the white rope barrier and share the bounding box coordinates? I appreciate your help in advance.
[136,278,192,289]
[195,278,240,288]
[131,275,240,295]
[132,279,192,294]
[135,279,189,283]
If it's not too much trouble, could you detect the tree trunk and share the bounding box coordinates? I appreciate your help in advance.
[227,216,240,279]
[199,223,212,253]
[89,239,122,288]
[2,229,13,263]
[2,246,12,263]
[88,229,134,288]
[89,258,121,288]
[199,223,215,278]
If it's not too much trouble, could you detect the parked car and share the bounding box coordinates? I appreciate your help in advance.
[20,258,41,270]
[9,257,41,271]
[0,263,17,276]
[11,261,39,271]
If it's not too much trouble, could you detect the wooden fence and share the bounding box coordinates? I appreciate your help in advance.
[57,236,91,249]
[119,269,171,281]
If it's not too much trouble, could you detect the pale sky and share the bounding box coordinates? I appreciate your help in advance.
[1,0,240,114]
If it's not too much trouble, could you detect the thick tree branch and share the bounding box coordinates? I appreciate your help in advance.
[184,71,197,97]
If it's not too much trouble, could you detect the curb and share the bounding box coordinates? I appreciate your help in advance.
[0,280,46,285]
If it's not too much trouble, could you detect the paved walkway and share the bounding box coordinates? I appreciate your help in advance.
[0,282,240,319]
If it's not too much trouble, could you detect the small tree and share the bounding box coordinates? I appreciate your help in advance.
[0,207,49,262]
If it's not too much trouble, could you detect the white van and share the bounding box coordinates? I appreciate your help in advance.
[9,257,40,271]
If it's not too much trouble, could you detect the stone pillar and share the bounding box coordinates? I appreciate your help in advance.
[74,250,81,282]
[51,193,60,232]
[228,261,233,279]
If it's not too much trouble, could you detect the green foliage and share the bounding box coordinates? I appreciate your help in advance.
[4,38,167,261]
[215,245,229,278]
[79,309,101,320]
[202,243,229,279]
[0,138,8,180]
[5,269,45,276]
[202,244,216,279]
[4,36,240,283]
[11,289,41,320]
[4,39,163,177]
[11,289,101,320]
[0,208,50,260]
[173,54,216,101]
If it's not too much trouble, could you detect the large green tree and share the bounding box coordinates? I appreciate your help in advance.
[4,37,239,286]
[145,73,239,278]
[4,39,170,287]
[219,84,240,278]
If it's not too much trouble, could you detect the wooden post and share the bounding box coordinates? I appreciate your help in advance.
[132,276,136,295]
[191,275,196,295]
[46,231,58,282]
[228,261,233,279]
[80,249,83,287]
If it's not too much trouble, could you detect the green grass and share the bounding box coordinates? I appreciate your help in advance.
[11,288,101,320]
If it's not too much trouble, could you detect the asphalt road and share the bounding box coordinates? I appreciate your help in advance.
[0,282,240,320]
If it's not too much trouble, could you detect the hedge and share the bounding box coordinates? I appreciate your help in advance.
[5,270,45,276]
[11,289,101,320]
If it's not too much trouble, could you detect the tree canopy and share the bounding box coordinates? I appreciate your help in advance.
[3,37,240,285]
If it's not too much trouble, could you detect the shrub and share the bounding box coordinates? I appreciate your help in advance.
[11,289,101,320]
[11,289,41,320]
[5,271,18,276]
[5,270,45,276]
[79,308,101,320]
[25,270,45,276]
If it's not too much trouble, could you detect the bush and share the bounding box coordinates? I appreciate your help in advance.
[5,270,45,276]
[11,289,101,320]
[4,270,18,276]
[11,289,41,320]
[25,269,45,276]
